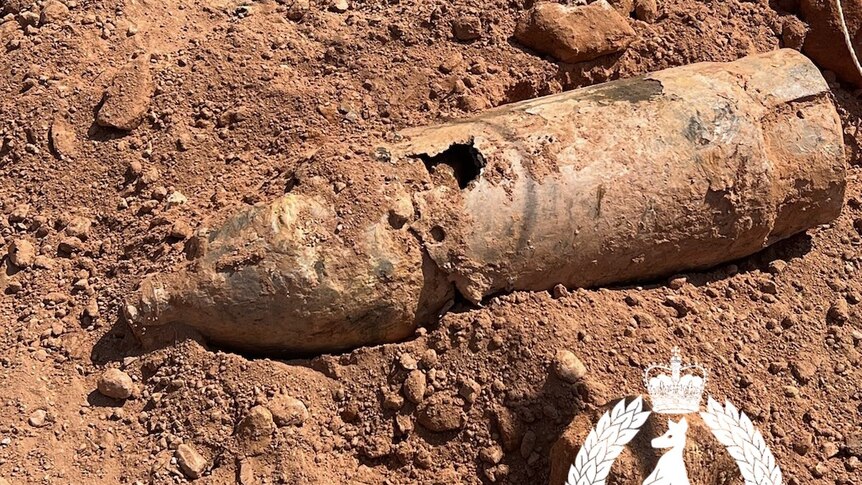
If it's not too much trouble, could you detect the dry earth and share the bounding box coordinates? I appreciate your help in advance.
[1,0,862,483]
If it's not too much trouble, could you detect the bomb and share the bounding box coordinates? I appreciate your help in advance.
[125,49,845,354]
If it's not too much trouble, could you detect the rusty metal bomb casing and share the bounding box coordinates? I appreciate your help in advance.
[126,49,845,354]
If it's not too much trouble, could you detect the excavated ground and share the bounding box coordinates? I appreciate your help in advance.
[1,0,862,483]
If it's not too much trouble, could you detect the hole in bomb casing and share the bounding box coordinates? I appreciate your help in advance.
[415,140,485,189]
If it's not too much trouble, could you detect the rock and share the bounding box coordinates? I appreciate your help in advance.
[514,1,636,64]
[329,0,348,13]
[58,236,84,254]
[175,444,207,479]
[402,370,426,404]
[64,216,92,240]
[236,406,275,455]
[8,204,29,223]
[634,0,658,23]
[553,350,587,383]
[606,0,634,15]
[8,239,35,268]
[452,15,482,41]
[846,431,862,457]
[39,0,69,25]
[479,444,504,464]
[458,378,481,404]
[286,0,309,21]
[792,432,813,455]
[168,220,193,240]
[97,368,134,399]
[827,299,849,325]
[166,191,188,208]
[768,259,788,274]
[49,116,77,159]
[28,409,47,427]
[800,0,862,85]
[782,16,807,51]
[417,394,465,432]
[790,359,818,385]
[96,57,154,131]
[269,395,308,427]
[493,406,523,451]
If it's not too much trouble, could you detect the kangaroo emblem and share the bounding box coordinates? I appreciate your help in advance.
[643,417,691,485]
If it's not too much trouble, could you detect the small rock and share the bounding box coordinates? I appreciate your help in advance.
[790,359,818,385]
[175,444,207,479]
[552,284,570,298]
[494,406,523,451]
[553,350,587,383]
[846,432,862,457]
[402,370,426,404]
[96,57,154,131]
[633,0,658,23]
[514,1,636,64]
[822,441,840,458]
[286,0,309,20]
[827,299,849,325]
[269,395,308,427]
[417,394,466,432]
[783,385,800,398]
[8,239,35,268]
[28,409,47,427]
[58,236,84,254]
[64,216,92,240]
[398,353,418,370]
[452,15,482,42]
[236,406,275,455]
[97,368,134,399]
[479,445,504,464]
[781,16,807,51]
[395,414,414,436]
[49,115,77,159]
[39,0,69,25]
[166,191,188,208]
[330,0,348,12]
[169,220,193,240]
[8,204,30,223]
[667,275,687,290]
[458,378,482,404]
[768,260,788,274]
[382,391,404,410]
[792,433,813,455]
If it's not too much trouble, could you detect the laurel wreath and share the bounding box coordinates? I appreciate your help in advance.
[700,396,783,485]
[566,396,651,485]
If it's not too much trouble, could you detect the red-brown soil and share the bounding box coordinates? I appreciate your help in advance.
[1,0,861,483]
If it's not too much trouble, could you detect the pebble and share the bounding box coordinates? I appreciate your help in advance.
[513,1,635,63]
[40,0,69,25]
[634,0,658,23]
[402,370,426,404]
[783,385,800,398]
[479,444,504,464]
[166,191,188,208]
[96,57,154,131]
[8,239,35,268]
[64,215,92,239]
[169,220,193,240]
[768,259,788,274]
[330,0,348,12]
[668,276,687,290]
[268,395,308,427]
[236,405,275,455]
[553,350,587,383]
[827,299,849,325]
[97,368,134,399]
[790,359,817,385]
[452,15,482,41]
[175,443,207,479]
[417,394,466,432]
[458,378,482,404]
[28,409,47,427]
[398,353,418,370]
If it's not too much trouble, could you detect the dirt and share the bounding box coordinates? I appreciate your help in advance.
[1,0,861,484]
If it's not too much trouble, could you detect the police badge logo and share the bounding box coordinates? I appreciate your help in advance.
[566,348,783,485]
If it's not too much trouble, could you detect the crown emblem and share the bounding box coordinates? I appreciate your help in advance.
[644,347,707,414]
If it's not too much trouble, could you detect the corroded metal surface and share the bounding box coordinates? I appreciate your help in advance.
[126,49,845,353]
